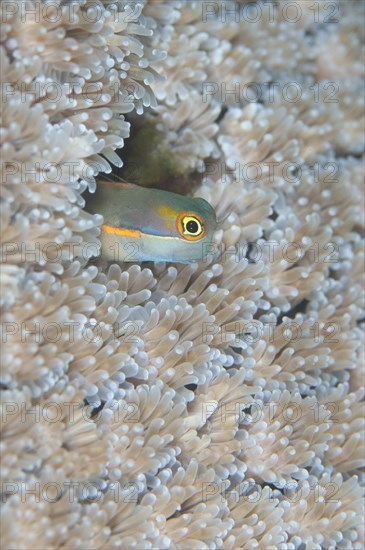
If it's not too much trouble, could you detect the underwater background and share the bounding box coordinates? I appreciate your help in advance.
[1,0,364,548]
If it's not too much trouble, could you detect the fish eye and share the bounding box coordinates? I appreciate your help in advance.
[177,213,205,240]
[186,219,199,233]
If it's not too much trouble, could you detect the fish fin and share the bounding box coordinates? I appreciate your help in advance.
[97,179,137,189]
[98,171,138,188]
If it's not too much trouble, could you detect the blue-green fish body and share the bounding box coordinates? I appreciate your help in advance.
[85,181,217,263]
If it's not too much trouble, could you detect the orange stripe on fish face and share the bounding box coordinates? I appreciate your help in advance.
[101,224,141,238]
[157,205,180,219]
[156,205,180,230]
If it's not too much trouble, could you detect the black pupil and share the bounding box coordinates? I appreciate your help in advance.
[186,220,199,234]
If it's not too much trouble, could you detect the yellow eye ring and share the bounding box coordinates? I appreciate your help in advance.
[176,212,205,241]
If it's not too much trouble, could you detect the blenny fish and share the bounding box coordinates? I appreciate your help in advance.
[85,180,218,263]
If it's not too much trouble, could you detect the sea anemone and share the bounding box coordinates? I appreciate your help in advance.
[1,0,364,548]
